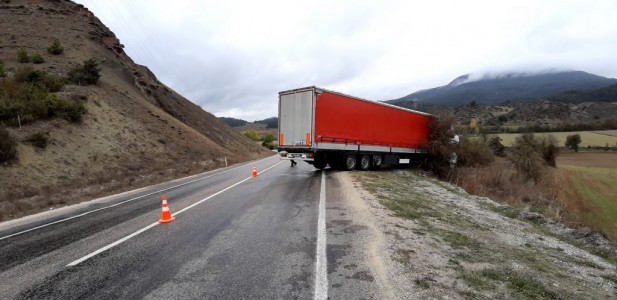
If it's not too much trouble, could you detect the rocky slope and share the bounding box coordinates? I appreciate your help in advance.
[0,0,269,220]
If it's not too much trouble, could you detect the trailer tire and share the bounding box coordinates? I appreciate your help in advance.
[372,154,382,168]
[313,156,327,169]
[358,154,370,171]
[343,154,356,171]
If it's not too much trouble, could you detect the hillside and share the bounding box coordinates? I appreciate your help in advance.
[388,71,617,107]
[546,83,617,104]
[0,0,269,220]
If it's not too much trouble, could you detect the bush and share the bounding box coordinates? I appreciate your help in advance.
[17,47,30,63]
[0,126,17,163]
[26,131,49,149]
[47,40,64,55]
[243,130,259,141]
[0,79,85,125]
[425,114,458,177]
[68,58,100,85]
[489,136,506,157]
[261,133,276,149]
[508,133,558,181]
[0,59,5,77]
[14,67,45,83]
[536,135,559,167]
[458,136,495,167]
[14,67,65,92]
[31,53,45,64]
[565,134,582,152]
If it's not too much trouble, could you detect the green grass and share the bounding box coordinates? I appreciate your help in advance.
[358,171,443,221]
[461,268,562,299]
[559,165,617,244]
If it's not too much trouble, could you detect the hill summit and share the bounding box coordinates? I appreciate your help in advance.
[0,0,268,220]
[388,70,617,107]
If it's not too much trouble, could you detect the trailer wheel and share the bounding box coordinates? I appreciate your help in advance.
[343,154,356,171]
[372,154,382,168]
[313,156,327,169]
[358,154,371,171]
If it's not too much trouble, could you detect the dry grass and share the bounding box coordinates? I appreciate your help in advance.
[451,153,617,244]
[452,158,564,220]
[494,131,617,147]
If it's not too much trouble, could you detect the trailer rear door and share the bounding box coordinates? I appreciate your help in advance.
[279,89,314,148]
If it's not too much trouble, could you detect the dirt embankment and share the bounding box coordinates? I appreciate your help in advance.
[0,0,269,220]
[336,170,615,299]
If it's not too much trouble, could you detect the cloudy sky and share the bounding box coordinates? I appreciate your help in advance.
[75,0,617,121]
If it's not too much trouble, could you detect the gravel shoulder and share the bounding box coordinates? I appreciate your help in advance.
[337,169,616,299]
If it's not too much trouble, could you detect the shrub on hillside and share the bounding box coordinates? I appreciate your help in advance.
[68,58,100,85]
[31,53,45,64]
[457,136,495,167]
[26,132,49,149]
[425,113,458,176]
[243,130,259,141]
[261,133,276,149]
[0,60,5,77]
[508,133,558,181]
[489,136,506,157]
[47,40,64,55]
[0,126,17,163]
[0,79,85,125]
[17,47,30,63]
[14,67,65,92]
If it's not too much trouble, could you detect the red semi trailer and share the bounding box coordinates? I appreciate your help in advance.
[278,86,433,170]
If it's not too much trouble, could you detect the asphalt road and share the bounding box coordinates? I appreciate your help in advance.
[0,155,382,299]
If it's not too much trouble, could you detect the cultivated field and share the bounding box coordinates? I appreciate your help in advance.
[556,152,617,243]
[494,130,617,147]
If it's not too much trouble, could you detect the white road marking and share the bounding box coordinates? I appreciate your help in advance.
[314,171,328,299]
[0,156,275,241]
[66,161,284,267]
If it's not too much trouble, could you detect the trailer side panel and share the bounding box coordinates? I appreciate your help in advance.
[314,91,431,150]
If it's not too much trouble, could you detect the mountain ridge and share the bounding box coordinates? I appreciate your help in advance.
[388,70,617,107]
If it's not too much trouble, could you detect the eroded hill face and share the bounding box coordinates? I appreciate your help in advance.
[0,0,268,220]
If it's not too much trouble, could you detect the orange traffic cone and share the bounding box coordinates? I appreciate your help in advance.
[159,195,176,224]
[252,165,258,177]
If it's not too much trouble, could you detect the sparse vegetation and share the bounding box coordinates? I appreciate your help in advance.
[509,133,559,181]
[68,58,101,85]
[0,126,17,163]
[0,71,85,125]
[47,39,64,55]
[353,169,615,298]
[17,47,30,63]
[457,135,494,167]
[31,53,45,64]
[26,132,49,149]
[0,59,6,77]
[488,136,505,157]
[261,132,276,149]
[14,67,66,92]
[243,129,259,141]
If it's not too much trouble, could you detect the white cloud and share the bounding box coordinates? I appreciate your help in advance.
[75,0,617,120]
